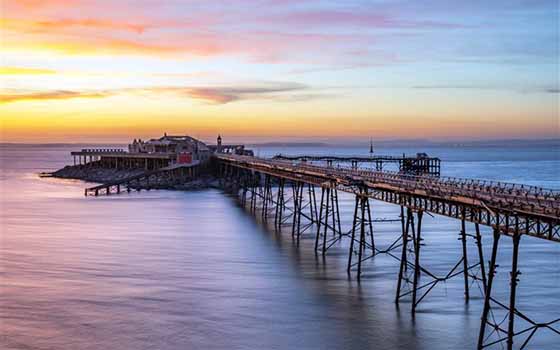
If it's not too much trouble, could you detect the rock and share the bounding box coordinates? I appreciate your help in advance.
[49,164,220,192]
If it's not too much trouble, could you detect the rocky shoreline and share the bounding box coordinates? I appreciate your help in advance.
[51,165,145,183]
[49,165,220,191]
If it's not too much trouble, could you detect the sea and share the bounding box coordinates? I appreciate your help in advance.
[1,142,559,350]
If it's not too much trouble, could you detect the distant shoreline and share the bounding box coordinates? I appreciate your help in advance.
[2,138,558,148]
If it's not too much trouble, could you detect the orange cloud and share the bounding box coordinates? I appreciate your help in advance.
[0,15,372,62]
[2,35,191,56]
[0,66,56,75]
[8,0,80,8]
[45,18,147,33]
[2,18,148,34]
[0,83,308,104]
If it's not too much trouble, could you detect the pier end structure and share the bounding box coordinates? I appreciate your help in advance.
[273,153,441,176]
[70,134,252,171]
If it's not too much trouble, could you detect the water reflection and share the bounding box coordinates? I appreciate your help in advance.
[1,145,559,350]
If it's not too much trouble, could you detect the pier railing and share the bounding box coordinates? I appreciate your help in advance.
[217,154,560,240]
[79,148,126,153]
[221,155,559,211]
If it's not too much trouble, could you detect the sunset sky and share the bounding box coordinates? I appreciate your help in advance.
[1,0,558,143]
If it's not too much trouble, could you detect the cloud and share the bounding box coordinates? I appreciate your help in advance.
[0,66,56,75]
[8,0,79,8]
[33,18,148,34]
[0,83,308,104]
[0,2,465,65]
[157,84,307,104]
[412,85,491,90]
[412,85,560,94]
[4,36,194,56]
[3,0,553,71]
[261,10,466,30]
[0,90,110,103]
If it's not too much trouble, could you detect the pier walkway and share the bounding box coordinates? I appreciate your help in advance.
[216,154,559,350]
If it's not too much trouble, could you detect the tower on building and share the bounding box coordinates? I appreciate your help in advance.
[217,134,222,153]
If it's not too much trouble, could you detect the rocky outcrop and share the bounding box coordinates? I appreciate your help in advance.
[48,165,220,191]
[51,165,145,183]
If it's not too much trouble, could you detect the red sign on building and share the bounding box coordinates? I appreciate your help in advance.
[177,152,192,164]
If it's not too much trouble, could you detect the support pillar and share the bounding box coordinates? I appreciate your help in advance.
[347,187,375,278]
[395,207,412,303]
[477,228,501,349]
[461,218,470,301]
[411,210,423,312]
[507,230,521,350]
[474,223,487,291]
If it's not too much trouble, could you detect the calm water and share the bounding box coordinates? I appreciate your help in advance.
[1,144,559,349]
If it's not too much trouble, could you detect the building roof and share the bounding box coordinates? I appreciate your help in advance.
[147,135,209,151]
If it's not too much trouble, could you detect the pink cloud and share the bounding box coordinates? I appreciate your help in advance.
[1,1,465,66]
[34,18,149,34]
[261,10,465,29]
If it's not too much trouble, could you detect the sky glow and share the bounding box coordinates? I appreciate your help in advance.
[1,0,558,143]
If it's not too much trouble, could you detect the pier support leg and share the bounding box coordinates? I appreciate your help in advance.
[477,228,500,349]
[347,188,375,278]
[395,208,484,312]
[262,175,271,220]
[366,192,374,253]
[297,183,304,236]
[507,231,521,350]
[309,184,317,223]
[291,182,301,237]
[395,207,411,303]
[347,194,360,273]
[411,210,423,312]
[250,177,257,213]
[461,218,470,301]
[333,189,342,238]
[275,178,285,230]
[474,223,487,291]
[356,192,367,278]
[321,188,331,255]
[476,221,555,350]
[315,187,326,252]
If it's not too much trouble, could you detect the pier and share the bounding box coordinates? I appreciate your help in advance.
[215,154,559,350]
[59,135,560,349]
